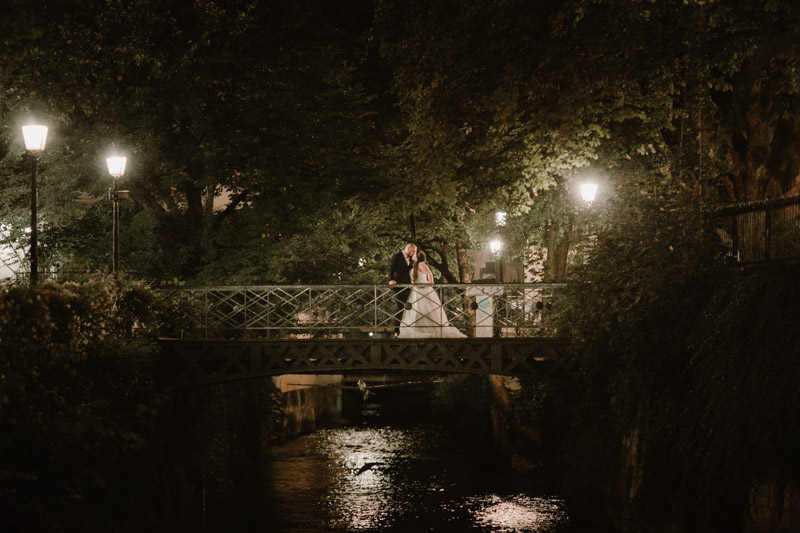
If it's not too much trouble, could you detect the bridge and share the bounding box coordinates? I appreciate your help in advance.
[156,283,572,389]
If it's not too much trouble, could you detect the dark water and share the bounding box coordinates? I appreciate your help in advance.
[264,422,604,532]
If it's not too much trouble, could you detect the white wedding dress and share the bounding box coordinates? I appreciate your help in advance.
[398,275,467,339]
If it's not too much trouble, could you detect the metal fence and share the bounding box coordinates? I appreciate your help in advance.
[155,283,564,340]
[714,195,800,263]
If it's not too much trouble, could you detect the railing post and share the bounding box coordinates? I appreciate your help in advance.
[244,288,249,338]
[266,288,271,340]
[466,286,502,338]
[203,289,209,340]
[178,290,184,340]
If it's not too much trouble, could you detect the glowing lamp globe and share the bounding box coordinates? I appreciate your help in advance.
[22,125,48,151]
[580,183,598,203]
[106,156,127,178]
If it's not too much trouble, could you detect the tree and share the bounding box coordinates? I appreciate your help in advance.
[3,0,799,284]
[372,0,800,281]
[0,0,389,283]
[0,5,42,72]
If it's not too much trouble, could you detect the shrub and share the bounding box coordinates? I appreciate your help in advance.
[0,280,160,533]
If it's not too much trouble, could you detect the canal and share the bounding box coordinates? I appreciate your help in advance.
[261,383,616,532]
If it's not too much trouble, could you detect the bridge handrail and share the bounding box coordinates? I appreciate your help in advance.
[153,283,565,340]
[152,282,567,290]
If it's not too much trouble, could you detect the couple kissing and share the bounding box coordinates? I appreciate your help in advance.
[389,242,466,339]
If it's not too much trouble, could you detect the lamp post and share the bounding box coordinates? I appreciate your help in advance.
[106,156,127,276]
[490,238,503,282]
[21,124,49,284]
[579,182,599,260]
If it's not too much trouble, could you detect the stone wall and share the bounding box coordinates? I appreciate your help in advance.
[273,374,343,437]
[746,482,800,533]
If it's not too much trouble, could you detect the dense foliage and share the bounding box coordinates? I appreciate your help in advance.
[0,281,161,531]
[548,175,800,531]
[681,264,800,529]
[553,178,723,529]
[1,0,798,284]
[0,0,393,283]
[0,281,281,532]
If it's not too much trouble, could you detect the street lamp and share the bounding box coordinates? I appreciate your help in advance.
[495,211,507,226]
[106,156,127,276]
[580,182,598,204]
[21,124,49,284]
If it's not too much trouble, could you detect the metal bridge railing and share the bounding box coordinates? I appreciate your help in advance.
[155,283,564,340]
[714,195,800,263]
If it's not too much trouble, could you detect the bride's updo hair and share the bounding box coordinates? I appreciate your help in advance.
[411,251,427,282]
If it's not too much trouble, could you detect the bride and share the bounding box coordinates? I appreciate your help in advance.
[398,251,467,338]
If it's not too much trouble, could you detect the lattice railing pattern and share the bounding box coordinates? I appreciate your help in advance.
[155,283,564,340]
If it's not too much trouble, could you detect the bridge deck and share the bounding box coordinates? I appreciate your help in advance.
[158,337,573,389]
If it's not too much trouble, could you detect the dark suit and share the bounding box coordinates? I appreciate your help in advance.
[389,251,412,333]
[390,251,412,285]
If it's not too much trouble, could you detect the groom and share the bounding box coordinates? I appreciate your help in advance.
[388,242,417,335]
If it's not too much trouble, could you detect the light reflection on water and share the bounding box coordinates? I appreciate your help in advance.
[267,424,573,532]
[466,495,569,532]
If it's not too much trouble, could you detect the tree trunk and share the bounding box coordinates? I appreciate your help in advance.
[720,57,795,201]
[455,238,476,337]
[182,182,206,270]
[456,239,472,284]
[425,243,458,283]
[543,225,571,282]
[184,183,204,229]
[742,72,774,200]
